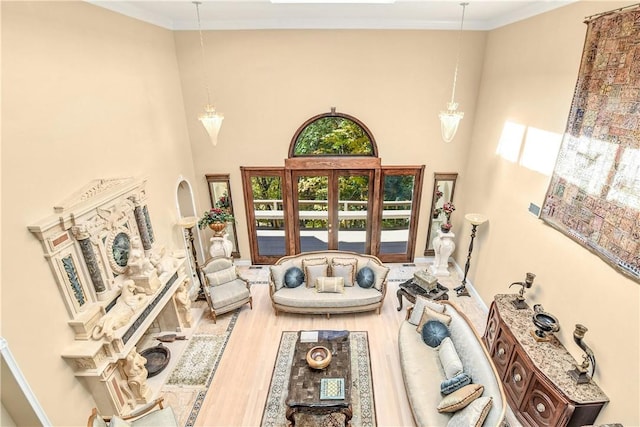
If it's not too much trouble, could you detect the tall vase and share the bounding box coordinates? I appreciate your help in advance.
[429,230,455,277]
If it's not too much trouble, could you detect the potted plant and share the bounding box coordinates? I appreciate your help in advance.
[440,202,455,233]
[198,207,234,235]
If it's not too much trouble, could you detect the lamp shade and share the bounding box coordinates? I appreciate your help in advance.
[199,106,224,146]
[464,213,488,226]
[177,216,198,229]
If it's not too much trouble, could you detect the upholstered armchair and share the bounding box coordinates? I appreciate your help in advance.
[199,256,252,323]
[87,398,177,427]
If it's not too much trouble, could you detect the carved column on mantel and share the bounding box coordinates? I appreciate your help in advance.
[130,193,155,251]
[72,224,106,294]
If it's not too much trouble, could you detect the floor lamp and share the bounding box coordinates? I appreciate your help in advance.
[177,216,205,299]
[455,213,488,297]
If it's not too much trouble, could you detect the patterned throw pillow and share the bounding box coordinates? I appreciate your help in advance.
[438,337,464,379]
[447,396,493,427]
[316,276,345,293]
[421,320,450,348]
[437,383,484,413]
[305,264,329,288]
[356,267,375,288]
[408,295,446,325]
[284,267,304,288]
[441,372,472,395]
[330,261,356,286]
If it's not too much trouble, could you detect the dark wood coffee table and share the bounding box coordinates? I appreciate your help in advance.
[396,278,449,311]
[285,331,353,425]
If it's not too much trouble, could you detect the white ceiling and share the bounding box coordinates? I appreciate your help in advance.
[88,0,576,31]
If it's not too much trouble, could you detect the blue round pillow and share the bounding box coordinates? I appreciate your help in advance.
[421,320,450,348]
[356,267,375,288]
[284,267,304,288]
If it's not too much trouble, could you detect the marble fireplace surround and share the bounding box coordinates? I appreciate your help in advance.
[28,177,191,416]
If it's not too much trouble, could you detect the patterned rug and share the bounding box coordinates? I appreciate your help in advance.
[261,331,376,427]
[160,309,239,426]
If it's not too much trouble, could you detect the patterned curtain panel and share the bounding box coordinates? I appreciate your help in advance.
[541,7,640,283]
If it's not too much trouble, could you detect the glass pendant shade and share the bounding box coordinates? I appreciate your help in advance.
[199,105,224,146]
[439,102,464,143]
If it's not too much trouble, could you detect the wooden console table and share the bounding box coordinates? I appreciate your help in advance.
[483,294,608,427]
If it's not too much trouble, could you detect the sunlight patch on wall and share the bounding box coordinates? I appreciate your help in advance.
[496,121,525,163]
[607,147,640,208]
[519,127,562,175]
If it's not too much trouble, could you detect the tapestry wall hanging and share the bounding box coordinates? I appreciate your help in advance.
[541,5,640,283]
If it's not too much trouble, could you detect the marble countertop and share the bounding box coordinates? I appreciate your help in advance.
[494,294,609,404]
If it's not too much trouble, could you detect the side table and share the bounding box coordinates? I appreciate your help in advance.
[396,278,449,311]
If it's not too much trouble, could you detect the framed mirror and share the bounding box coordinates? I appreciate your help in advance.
[205,174,240,258]
[424,172,458,256]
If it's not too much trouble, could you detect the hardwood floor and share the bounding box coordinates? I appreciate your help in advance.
[194,263,490,426]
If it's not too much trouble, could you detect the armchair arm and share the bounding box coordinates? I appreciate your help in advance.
[120,397,165,420]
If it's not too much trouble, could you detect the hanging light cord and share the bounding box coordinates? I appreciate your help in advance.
[194,1,212,107]
[449,2,468,105]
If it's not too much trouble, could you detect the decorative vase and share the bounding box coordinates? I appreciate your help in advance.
[209,222,227,236]
[440,224,452,233]
[429,230,455,277]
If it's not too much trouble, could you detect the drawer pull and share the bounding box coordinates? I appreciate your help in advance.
[498,348,505,356]
[513,373,522,383]
[536,403,546,413]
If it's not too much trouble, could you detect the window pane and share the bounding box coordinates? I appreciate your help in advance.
[294,117,374,156]
[251,176,286,256]
[297,175,329,252]
[380,175,414,254]
[338,174,369,253]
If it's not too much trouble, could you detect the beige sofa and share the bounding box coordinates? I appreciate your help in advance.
[269,250,389,316]
[399,299,506,427]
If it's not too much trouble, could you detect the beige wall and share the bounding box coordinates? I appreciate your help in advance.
[459,1,639,424]
[1,2,197,425]
[173,29,487,256]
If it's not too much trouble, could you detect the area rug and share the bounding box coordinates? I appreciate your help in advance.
[261,331,376,427]
[160,309,239,427]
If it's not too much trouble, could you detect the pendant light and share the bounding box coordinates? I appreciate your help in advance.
[439,2,468,143]
[194,1,224,146]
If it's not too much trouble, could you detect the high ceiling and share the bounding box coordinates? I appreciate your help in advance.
[88,0,576,31]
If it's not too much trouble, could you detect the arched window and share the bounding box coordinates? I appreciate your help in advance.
[289,109,378,157]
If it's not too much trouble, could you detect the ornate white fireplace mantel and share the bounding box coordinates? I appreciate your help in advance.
[29,177,190,416]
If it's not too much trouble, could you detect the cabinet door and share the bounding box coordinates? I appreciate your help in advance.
[492,327,514,378]
[520,377,570,427]
[483,303,499,350]
[504,348,533,407]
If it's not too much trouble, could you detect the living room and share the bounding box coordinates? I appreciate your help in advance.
[2,1,638,426]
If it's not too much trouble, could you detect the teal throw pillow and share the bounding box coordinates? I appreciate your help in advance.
[356,267,375,288]
[421,320,450,348]
[441,372,472,395]
[284,267,304,288]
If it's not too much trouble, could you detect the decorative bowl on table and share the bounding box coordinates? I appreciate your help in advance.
[531,304,560,342]
[306,346,332,369]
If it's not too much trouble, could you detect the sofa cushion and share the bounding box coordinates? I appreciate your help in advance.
[447,396,493,427]
[398,322,450,427]
[421,320,450,348]
[439,337,464,379]
[331,263,355,287]
[209,280,250,310]
[206,266,237,287]
[437,383,484,413]
[417,306,452,335]
[441,372,472,395]
[302,257,328,268]
[316,276,345,293]
[305,264,329,288]
[366,260,389,291]
[271,259,296,291]
[273,285,382,308]
[356,266,375,288]
[408,295,446,325]
[284,267,304,288]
